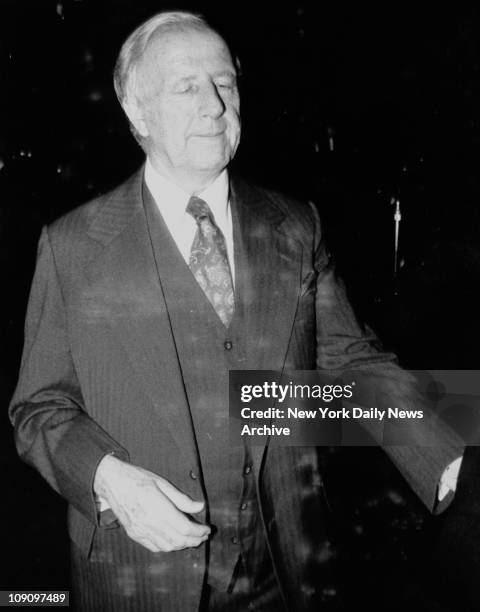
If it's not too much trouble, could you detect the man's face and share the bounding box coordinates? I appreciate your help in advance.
[134,27,241,183]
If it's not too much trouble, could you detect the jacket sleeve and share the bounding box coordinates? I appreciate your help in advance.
[309,202,463,513]
[9,226,129,526]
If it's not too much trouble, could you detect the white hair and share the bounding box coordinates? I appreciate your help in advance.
[113,11,214,106]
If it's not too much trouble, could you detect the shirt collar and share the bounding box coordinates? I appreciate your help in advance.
[144,158,230,224]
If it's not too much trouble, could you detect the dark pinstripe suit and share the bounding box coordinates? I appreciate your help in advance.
[9,167,461,610]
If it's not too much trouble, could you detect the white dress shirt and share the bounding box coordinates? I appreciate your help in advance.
[144,158,235,284]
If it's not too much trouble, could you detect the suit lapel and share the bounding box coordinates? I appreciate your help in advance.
[231,175,304,370]
[84,167,199,472]
[230,176,304,475]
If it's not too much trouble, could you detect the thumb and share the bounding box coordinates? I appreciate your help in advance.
[156,478,205,513]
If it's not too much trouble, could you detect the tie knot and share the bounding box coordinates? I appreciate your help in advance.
[186,196,211,223]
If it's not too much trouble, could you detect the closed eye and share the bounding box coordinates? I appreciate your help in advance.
[174,84,197,95]
[214,78,237,91]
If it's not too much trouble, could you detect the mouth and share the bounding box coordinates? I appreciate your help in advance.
[192,130,225,138]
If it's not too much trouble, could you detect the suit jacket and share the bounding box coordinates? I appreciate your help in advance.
[9,166,461,610]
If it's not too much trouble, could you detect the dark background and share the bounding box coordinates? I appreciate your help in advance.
[2,1,480,609]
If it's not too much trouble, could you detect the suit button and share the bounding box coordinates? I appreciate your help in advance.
[224,340,233,350]
[189,470,197,480]
[240,502,248,511]
[231,536,239,544]
[244,465,252,475]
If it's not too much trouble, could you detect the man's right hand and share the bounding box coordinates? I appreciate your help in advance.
[93,454,210,553]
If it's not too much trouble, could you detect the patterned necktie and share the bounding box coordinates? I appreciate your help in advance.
[186,196,234,326]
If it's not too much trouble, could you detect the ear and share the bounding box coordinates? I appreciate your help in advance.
[122,94,150,139]
[234,55,242,78]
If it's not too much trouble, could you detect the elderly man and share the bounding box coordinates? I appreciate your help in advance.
[9,10,461,612]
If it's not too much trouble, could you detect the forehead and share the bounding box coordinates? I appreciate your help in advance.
[140,27,235,81]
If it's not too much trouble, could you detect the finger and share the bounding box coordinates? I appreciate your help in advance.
[156,479,206,515]
[142,529,199,552]
[134,536,161,553]
[117,494,209,546]
[143,501,211,543]
[147,526,208,552]
[135,512,206,548]
[150,490,210,537]
[132,529,180,553]
[160,508,211,539]
[182,533,210,548]
[123,517,178,551]
[162,533,210,552]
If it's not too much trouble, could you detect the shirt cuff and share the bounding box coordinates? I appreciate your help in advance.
[96,495,111,512]
[438,456,463,501]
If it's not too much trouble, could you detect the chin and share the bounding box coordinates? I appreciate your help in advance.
[190,153,230,174]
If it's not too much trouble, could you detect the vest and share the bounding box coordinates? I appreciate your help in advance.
[143,185,271,592]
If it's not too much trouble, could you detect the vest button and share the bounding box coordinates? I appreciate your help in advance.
[240,502,248,511]
[224,340,233,350]
[244,465,252,475]
[231,536,239,545]
[189,470,197,480]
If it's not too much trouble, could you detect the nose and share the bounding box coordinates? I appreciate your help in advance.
[198,82,225,119]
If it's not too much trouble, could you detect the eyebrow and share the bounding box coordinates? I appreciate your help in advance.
[170,76,196,85]
[211,70,237,79]
[169,70,237,85]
